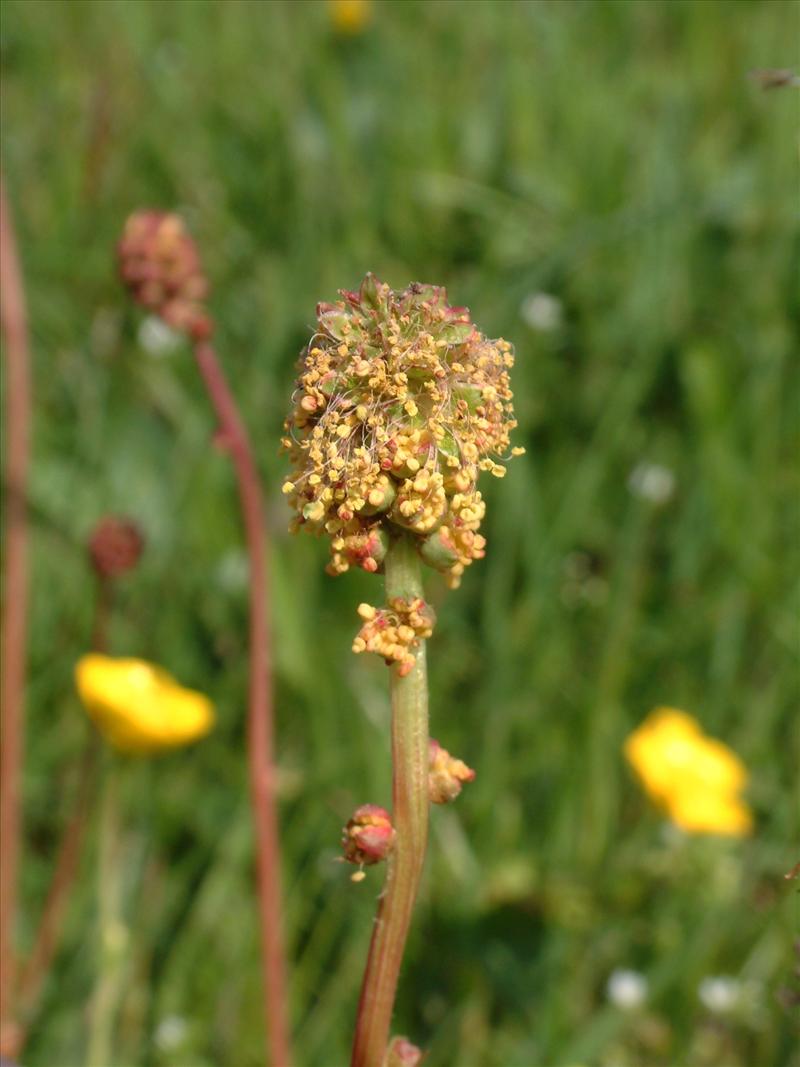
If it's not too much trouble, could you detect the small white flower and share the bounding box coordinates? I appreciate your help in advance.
[154,1014,188,1050]
[520,292,563,332]
[627,462,676,505]
[606,968,648,1010]
[698,975,740,1014]
[138,314,181,357]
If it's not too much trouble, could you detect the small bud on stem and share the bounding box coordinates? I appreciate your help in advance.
[385,1036,425,1066]
[88,517,144,579]
[342,805,396,868]
[428,739,476,804]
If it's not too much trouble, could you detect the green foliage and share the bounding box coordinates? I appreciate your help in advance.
[2,1,797,1064]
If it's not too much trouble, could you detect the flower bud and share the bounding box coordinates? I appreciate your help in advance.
[118,211,212,341]
[385,1036,425,1066]
[429,739,476,804]
[342,804,395,866]
[88,516,144,578]
[419,526,460,572]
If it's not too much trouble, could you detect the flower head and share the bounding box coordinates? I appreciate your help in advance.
[329,0,372,35]
[624,708,752,836]
[75,654,214,754]
[352,597,435,676]
[341,804,395,867]
[606,968,648,1010]
[428,738,476,804]
[283,275,522,589]
[88,516,144,579]
[698,975,741,1014]
[118,211,212,340]
[386,1036,425,1066]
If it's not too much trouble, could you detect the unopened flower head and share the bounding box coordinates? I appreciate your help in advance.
[75,654,214,754]
[118,211,212,340]
[283,274,522,589]
[342,804,395,867]
[386,1036,425,1066]
[625,707,753,836]
[428,738,476,804]
[88,516,144,579]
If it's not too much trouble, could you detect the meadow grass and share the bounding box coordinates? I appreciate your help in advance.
[1,1,798,1064]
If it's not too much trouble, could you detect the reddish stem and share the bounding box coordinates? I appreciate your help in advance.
[11,575,109,1056]
[192,340,291,1067]
[0,174,32,1058]
[351,536,430,1067]
[16,740,98,1026]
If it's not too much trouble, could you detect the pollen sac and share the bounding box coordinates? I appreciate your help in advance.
[352,597,436,675]
[282,275,520,586]
[342,804,395,866]
[428,738,476,804]
[118,211,212,341]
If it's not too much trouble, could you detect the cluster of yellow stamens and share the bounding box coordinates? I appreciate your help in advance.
[352,599,435,676]
[282,274,522,590]
[428,739,476,804]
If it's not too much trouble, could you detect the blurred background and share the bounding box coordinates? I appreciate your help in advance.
[1,1,798,1065]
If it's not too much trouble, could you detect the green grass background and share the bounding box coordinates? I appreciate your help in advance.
[2,1,798,1064]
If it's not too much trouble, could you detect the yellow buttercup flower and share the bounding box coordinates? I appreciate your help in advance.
[75,654,214,755]
[329,0,372,35]
[624,707,752,836]
[666,787,753,836]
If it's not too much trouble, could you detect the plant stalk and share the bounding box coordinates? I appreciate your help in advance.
[13,557,107,1055]
[86,758,126,1067]
[351,535,430,1067]
[192,340,291,1067]
[0,174,32,1059]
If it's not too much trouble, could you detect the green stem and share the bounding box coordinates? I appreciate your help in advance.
[86,757,127,1067]
[351,535,430,1067]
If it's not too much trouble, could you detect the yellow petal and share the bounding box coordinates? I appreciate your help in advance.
[624,707,752,834]
[623,707,704,801]
[75,654,214,755]
[666,788,753,837]
[329,0,372,36]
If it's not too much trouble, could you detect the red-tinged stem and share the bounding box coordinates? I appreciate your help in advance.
[12,577,109,1056]
[351,535,430,1067]
[192,340,291,1067]
[16,740,98,1030]
[0,174,32,1058]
